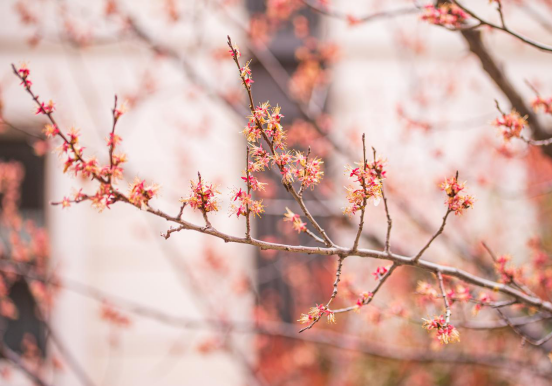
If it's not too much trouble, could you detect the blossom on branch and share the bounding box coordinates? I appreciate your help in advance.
[343,160,385,215]
[106,132,122,148]
[128,178,159,209]
[440,175,474,215]
[229,188,264,218]
[354,291,373,311]
[421,4,468,28]
[531,96,552,115]
[416,280,439,302]
[293,151,324,189]
[182,177,219,213]
[283,207,307,233]
[35,100,55,115]
[240,60,254,88]
[493,110,528,142]
[43,124,60,138]
[473,292,493,315]
[228,43,240,58]
[495,254,524,284]
[372,266,389,280]
[298,304,336,325]
[17,64,32,87]
[422,315,461,345]
[100,303,132,328]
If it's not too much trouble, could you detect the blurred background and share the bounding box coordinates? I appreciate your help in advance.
[0,0,551,385]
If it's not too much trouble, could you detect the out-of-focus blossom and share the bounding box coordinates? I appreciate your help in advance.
[421,4,468,28]
[440,176,475,215]
[298,304,336,324]
[422,315,460,344]
[283,207,307,233]
[493,110,528,142]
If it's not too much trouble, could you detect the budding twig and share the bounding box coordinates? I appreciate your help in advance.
[298,146,311,196]
[197,172,212,228]
[412,209,452,263]
[245,146,252,239]
[437,272,452,324]
[451,0,552,52]
[299,256,345,333]
[412,171,459,263]
[481,242,538,298]
[352,134,368,252]
[227,36,335,247]
[11,64,110,187]
[373,147,393,255]
[107,94,119,184]
[333,263,397,314]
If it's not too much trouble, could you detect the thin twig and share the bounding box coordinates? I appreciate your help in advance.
[481,241,538,298]
[107,95,119,184]
[333,263,397,314]
[227,36,335,247]
[299,256,345,333]
[452,0,552,52]
[0,118,43,139]
[412,209,452,263]
[245,146,252,239]
[197,172,212,228]
[437,272,452,324]
[373,147,393,254]
[11,64,110,186]
[42,319,97,386]
[300,0,420,24]
[352,134,368,252]
[298,147,311,196]
[496,308,553,346]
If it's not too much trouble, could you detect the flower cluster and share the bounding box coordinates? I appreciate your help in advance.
[439,176,474,215]
[183,178,220,213]
[531,96,552,115]
[293,151,324,189]
[289,42,338,103]
[230,188,264,218]
[446,285,472,304]
[492,110,528,141]
[421,4,468,28]
[17,64,32,87]
[128,178,159,209]
[228,43,240,58]
[416,280,439,302]
[36,100,55,115]
[283,207,307,233]
[16,65,134,213]
[100,303,132,328]
[473,293,493,315]
[240,60,254,88]
[343,159,385,216]
[298,304,336,325]
[495,254,523,284]
[422,315,461,345]
[354,291,373,311]
[242,102,287,150]
[372,266,389,280]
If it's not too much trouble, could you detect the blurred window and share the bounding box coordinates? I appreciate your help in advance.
[0,134,46,356]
